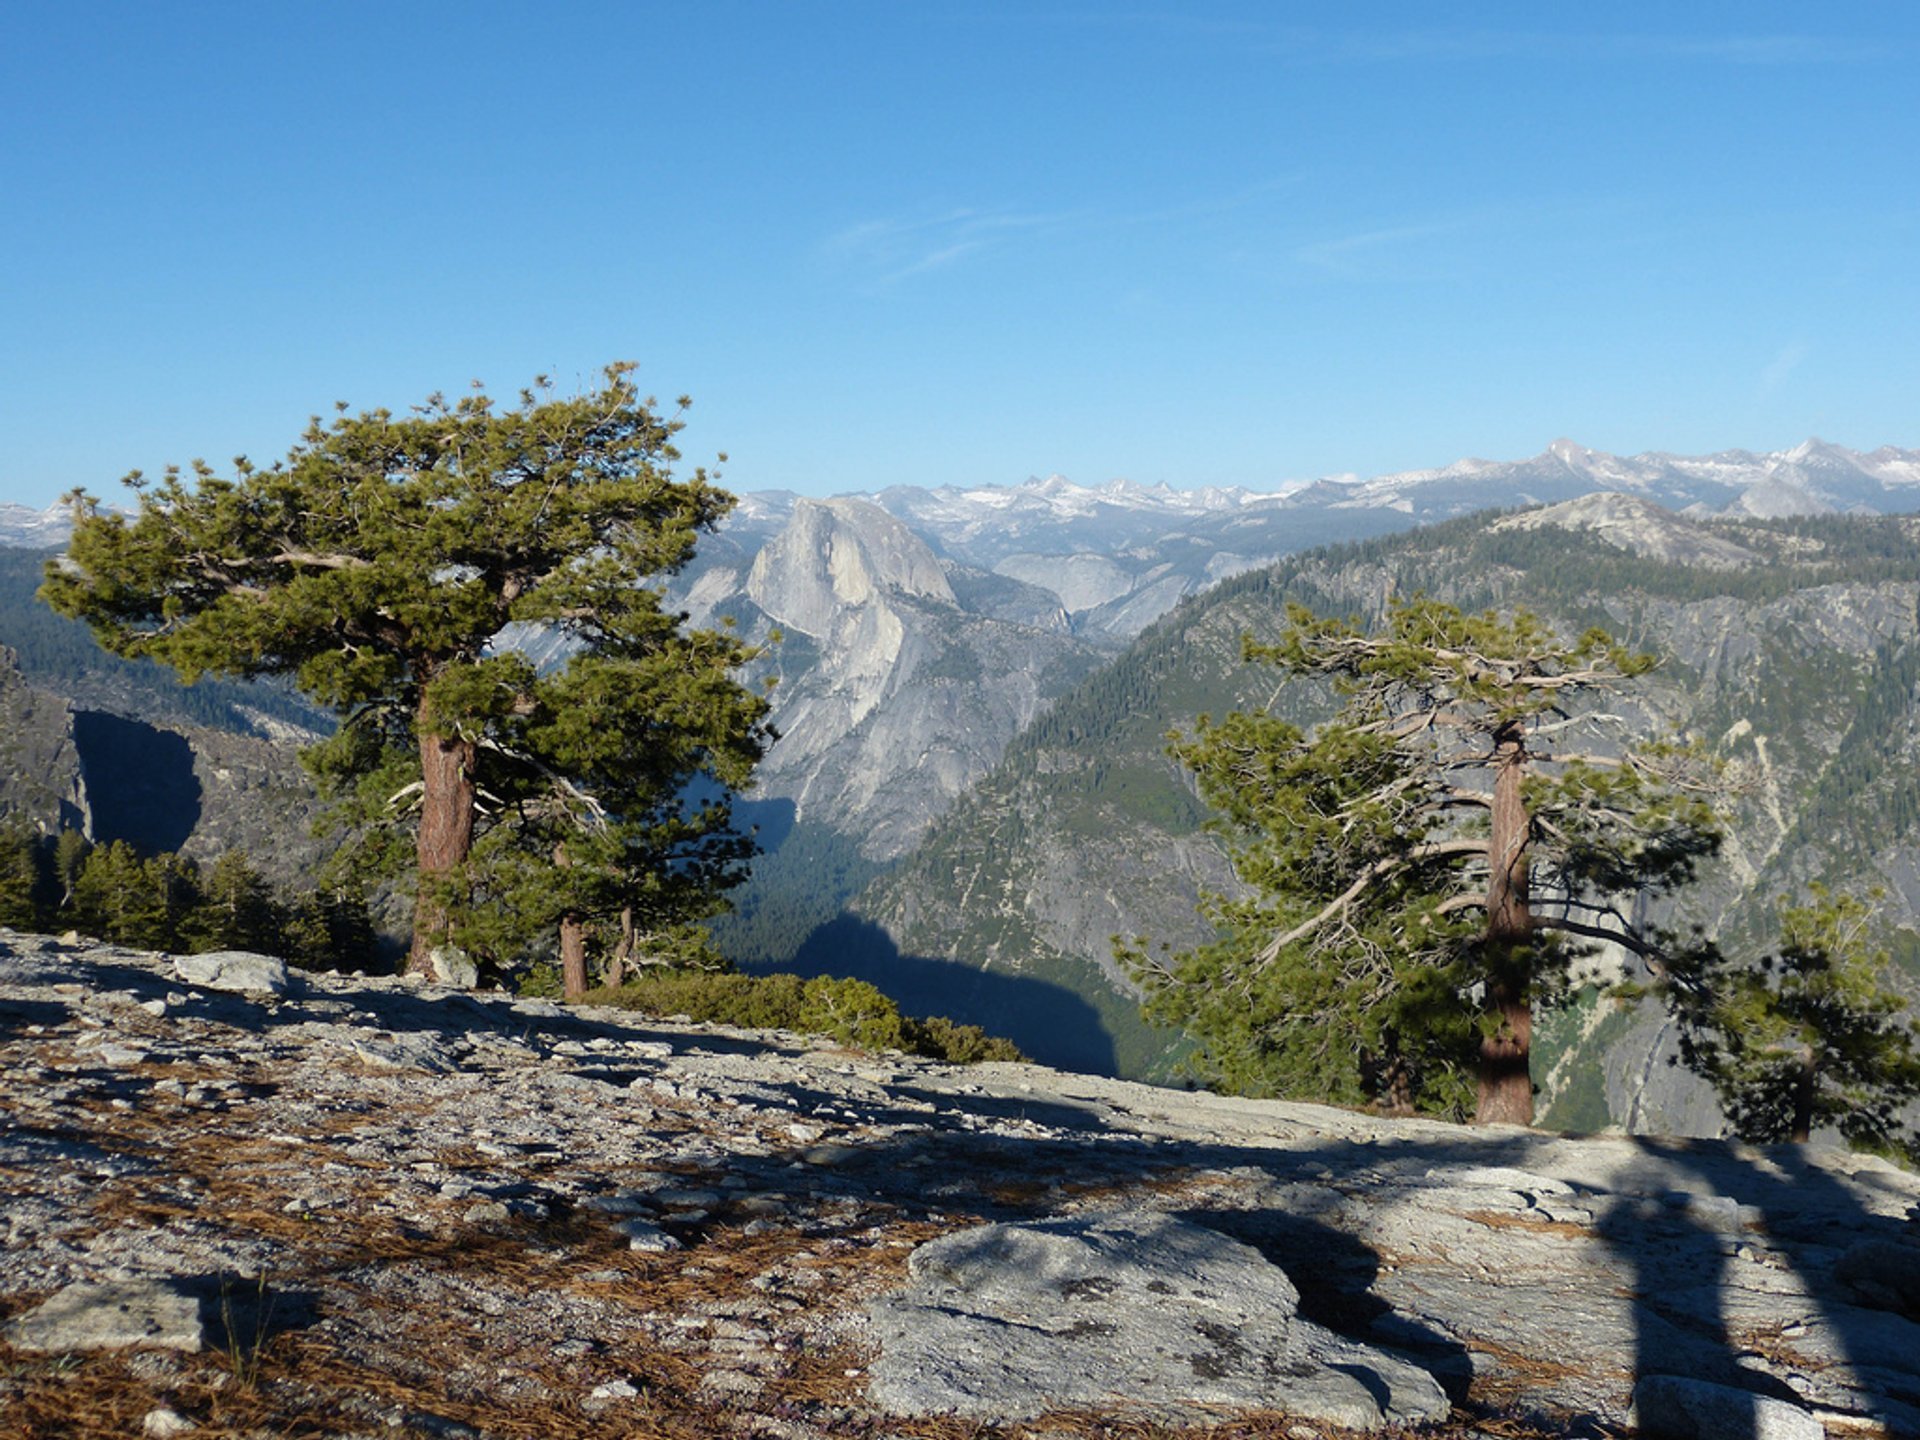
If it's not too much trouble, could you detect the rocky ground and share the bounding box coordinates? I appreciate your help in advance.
[2,931,1918,1440]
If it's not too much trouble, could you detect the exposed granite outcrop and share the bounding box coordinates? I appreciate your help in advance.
[3,930,1918,1438]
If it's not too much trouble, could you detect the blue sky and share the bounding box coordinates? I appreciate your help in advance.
[3,3,1915,508]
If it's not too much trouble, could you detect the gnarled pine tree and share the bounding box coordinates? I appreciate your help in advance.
[43,365,771,988]
[1121,597,1721,1124]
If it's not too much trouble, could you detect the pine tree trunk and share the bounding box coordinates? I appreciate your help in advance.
[555,843,589,1001]
[1475,727,1535,1126]
[560,915,589,1001]
[408,724,477,976]
[1378,1043,1416,1118]
[1790,1044,1816,1144]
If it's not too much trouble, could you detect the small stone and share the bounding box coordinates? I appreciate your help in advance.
[464,1201,512,1223]
[582,1193,654,1216]
[613,1218,682,1253]
[589,1379,639,1400]
[801,1143,861,1167]
[4,1278,211,1354]
[173,951,290,996]
[142,1408,196,1438]
[429,946,478,989]
[786,1122,825,1142]
[653,1188,721,1209]
[139,998,168,1017]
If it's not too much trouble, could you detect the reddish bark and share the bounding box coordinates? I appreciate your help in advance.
[559,915,589,1001]
[1475,726,1535,1126]
[555,844,589,1001]
[408,723,477,976]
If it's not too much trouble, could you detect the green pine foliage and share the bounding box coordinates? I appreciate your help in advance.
[7,825,376,969]
[581,968,1025,1064]
[41,364,773,979]
[1118,598,1723,1123]
[1669,886,1920,1153]
[0,819,54,927]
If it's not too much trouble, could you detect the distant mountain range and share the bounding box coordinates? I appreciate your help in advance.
[12,438,1920,860]
[9,439,1920,1140]
[15,435,1920,591]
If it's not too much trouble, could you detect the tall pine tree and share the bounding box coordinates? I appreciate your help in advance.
[1121,598,1722,1124]
[44,365,772,984]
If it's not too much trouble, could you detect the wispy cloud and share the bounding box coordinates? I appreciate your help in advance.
[819,208,1077,289]
[1759,342,1809,396]
[1325,30,1887,66]
[1292,216,1486,279]
[819,177,1309,291]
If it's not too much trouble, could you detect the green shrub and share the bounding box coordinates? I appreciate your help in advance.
[798,975,905,1051]
[582,970,807,1031]
[582,968,1026,1063]
[903,1014,1026,1064]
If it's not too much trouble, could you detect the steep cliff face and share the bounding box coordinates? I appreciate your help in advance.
[713,498,1105,860]
[748,498,957,640]
[0,645,327,884]
[0,646,89,835]
[852,504,1920,1128]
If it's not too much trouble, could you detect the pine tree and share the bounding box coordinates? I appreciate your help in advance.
[1669,886,1920,1152]
[1119,597,1723,1124]
[284,885,376,972]
[0,819,48,929]
[70,841,195,949]
[42,365,772,982]
[188,850,281,953]
[51,829,90,914]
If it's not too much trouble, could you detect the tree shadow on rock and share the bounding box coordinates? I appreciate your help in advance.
[1176,1204,1476,1402]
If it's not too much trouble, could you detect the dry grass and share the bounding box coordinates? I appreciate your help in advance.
[1461,1211,1595,1241]
[2,1014,1623,1440]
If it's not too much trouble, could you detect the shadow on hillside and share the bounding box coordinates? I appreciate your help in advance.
[729,794,797,855]
[770,914,1120,1077]
[72,711,201,853]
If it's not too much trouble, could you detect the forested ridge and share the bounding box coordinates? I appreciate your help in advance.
[0,547,325,735]
[848,506,1920,1103]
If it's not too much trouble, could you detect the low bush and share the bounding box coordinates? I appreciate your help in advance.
[581,968,1025,1064]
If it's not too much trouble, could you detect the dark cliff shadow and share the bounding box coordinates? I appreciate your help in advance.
[770,914,1120,1077]
[72,711,201,853]
[729,795,797,855]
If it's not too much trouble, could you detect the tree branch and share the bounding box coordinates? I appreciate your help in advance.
[1254,838,1487,967]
